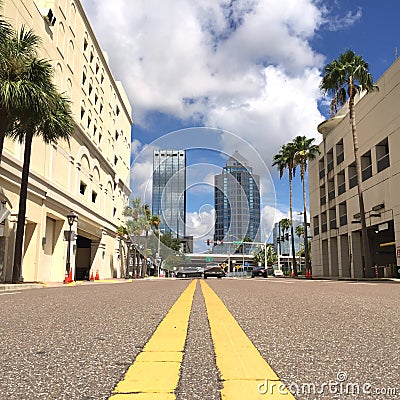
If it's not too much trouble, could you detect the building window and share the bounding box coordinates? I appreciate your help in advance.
[90,51,94,63]
[83,37,88,52]
[113,207,116,217]
[95,63,99,74]
[321,212,327,233]
[339,202,347,226]
[337,172,346,195]
[114,155,118,165]
[94,93,98,105]
[319,157,325,180]
[320,185,326,206]
[336,140,344,165]
[313,216,319,236]
[328,178,335,201]
[87,116,91,129]
[348,163,357,189]
[329,207,337,230]
[327,149,334,173]
[80,106,85,120]
[82,68,86,85]
[116,106,120,116]
[91,191,97,203]
[376,138,390,172]
[361,150,372,181]
[80,181,87,195]
[115,130,119,141]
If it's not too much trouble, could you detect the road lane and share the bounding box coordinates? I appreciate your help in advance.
[201,280,294,399]
[110,280,196,399]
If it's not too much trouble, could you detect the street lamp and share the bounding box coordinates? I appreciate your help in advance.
[157,229,164,277]
[64,211,78,283]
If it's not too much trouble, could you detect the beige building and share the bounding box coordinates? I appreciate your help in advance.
[309,58,400,279]
[0,0,133,282]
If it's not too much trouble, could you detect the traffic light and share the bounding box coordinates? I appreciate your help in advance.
[285,233,289,240]
[207,239,210,246]
[277,238,280,243]
[281,235,285,242]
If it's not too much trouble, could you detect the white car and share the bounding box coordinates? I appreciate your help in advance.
[273,269,284,278]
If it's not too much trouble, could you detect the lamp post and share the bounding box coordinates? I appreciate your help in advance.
[157,229,164,277]
[65,211,78,283]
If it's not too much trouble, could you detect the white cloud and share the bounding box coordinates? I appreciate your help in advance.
[185,208,215,252]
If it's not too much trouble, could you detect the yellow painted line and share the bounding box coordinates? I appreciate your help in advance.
[200,280,295,399]
[109,279,196,399]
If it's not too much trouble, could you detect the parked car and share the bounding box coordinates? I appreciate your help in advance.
[251,266,268,278]
[204,264,226,279]
[176,266,203,278]
[273,269,285,278]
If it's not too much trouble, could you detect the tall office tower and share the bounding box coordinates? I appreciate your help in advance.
[214,151,261,245]
[152,150,186,238]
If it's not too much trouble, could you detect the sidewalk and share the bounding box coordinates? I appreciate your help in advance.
[0,278,135,292]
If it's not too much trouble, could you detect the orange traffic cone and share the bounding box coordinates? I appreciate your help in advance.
[95,270,99,280]
[90,271,94,281]
[64,268,73,284]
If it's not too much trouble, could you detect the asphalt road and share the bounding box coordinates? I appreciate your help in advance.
[0,278,399,399]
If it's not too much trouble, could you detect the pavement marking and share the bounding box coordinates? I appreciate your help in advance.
[0,292,21,296]
[109,279,196,400]
[200,280,295,399]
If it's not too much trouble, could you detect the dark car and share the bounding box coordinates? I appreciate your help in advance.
[203,264,226,279]
[176,266,203,278]
[251,266,268,278]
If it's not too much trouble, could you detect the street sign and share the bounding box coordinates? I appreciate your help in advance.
[244,262,249,266]
[186,256,191,261]
[233,241,243,245]
[206,257,213,262]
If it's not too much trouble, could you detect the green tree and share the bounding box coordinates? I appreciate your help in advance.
[320,50,376,275]
[253,243,277,267]
[273,144,298,275]
[12,89,74,283]
[0,26,58,166]
[293,135,320,275]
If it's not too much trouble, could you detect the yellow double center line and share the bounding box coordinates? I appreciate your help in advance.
[110,280,294,399]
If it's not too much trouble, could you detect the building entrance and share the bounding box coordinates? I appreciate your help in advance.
[75,235,92,280]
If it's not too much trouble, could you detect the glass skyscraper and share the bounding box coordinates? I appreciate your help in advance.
[214,151,261,245]
[152,150,186,238]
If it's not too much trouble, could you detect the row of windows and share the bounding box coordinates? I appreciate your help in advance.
[319,138,390,206]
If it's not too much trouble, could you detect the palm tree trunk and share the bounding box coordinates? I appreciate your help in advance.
[289,171,297,276]
[301,162,310,274]
[0,109,7,166]
[143,229,148,277]
[349,84,372,277]
[12,132,33,283]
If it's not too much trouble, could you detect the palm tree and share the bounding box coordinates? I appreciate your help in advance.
[0,27,55,165]
[12,90,74,283]
[273,143,298,275]
[293,135,320,277]
[320,50,376,276]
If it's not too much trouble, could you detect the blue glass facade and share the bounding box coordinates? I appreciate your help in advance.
[214,151,261,244]
[152,150,186,238]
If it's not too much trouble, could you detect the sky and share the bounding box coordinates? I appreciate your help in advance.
[81,0,400,251]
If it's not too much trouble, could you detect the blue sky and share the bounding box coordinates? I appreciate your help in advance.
[82,0,400,249]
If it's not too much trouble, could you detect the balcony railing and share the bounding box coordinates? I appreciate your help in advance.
[362,165,372,181]
[339,215,348,226]
[338,182,346,195]
[377,153,390,172]
[336,152,344,165]
[349,175,357,189]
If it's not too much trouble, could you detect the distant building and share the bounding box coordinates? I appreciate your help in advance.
[214,151,261,250]
[152,150,186,238]
[309,58,400,278]
[272,220,305,256]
